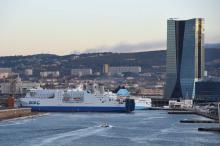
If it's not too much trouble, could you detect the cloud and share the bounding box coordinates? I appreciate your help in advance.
[84,41,166,53]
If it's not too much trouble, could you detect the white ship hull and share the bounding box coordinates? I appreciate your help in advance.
[135,98,152,110]
[19,88,135,112]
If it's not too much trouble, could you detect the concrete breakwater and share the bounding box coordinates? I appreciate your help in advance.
[180,119,218,123]
[168,111,196,114]
[168,108,219,121]
[168,108,220,132]
[0,108,32,120]
[193,109,219,121]
[198,127,220,132]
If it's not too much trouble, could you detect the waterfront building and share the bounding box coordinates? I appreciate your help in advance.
[0,76,40,95]
[195,80,220,102]
[169,100,193,109]
[164,18,205,99]
[109,66,141,75]
[71,69,92,77]
[140,88,163,96]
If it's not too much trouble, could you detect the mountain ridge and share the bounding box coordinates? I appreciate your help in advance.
[0,49,219,77]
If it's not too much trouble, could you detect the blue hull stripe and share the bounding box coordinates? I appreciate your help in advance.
[26,106,128,112]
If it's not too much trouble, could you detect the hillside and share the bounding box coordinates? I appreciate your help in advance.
[0,48,219,76]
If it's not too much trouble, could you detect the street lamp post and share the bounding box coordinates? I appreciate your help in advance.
[218,103,220,126]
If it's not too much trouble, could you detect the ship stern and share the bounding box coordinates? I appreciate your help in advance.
[125,99,135,112]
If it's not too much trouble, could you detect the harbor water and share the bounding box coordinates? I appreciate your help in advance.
[0,110,219,146]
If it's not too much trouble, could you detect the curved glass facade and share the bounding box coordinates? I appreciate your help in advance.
[164,18,205,99]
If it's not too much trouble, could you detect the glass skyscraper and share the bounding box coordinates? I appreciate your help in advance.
[164,18,205,99]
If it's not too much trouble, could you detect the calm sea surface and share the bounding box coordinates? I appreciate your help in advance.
[0,110,219,146]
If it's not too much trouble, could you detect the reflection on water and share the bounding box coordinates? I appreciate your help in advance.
[0,110,219,146]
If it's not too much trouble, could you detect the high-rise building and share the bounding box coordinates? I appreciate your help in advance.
[103,64,109,74]
[164,18,205,99]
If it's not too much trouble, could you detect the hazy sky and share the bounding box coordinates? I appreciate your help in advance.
[0,0,220,56]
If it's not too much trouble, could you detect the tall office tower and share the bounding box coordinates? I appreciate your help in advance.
[164,18,205,99]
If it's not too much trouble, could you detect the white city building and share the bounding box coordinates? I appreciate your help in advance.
[0,77,40,94]
[109,66,141,75]
[40,71,60,78]
[71,69,92,77]
[25,69,33,76]
[0,68,12,79]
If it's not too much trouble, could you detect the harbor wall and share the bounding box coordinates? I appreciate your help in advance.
[0,108,31,120]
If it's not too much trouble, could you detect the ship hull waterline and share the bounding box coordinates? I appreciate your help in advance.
[22,106,133,113]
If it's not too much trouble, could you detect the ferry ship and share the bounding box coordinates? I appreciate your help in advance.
[134,97,152,110]
[18,85,135,112]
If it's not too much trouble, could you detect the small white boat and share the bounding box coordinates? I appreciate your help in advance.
[100,122,109,128]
